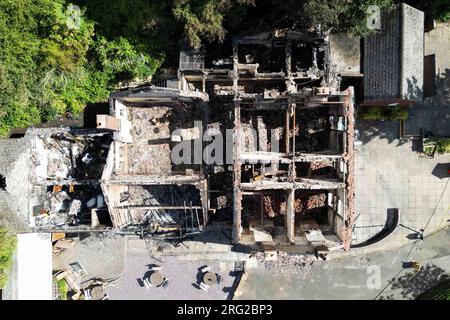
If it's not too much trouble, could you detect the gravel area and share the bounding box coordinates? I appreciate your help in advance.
[53,233,126,280]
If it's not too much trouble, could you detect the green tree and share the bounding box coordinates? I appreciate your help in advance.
[0,227,16,289]
[173,0,255,48]
[57,278,68,300]
[0,0,161,137]
[404,0,450,22]
[303,0,394,36]
[77,0,255,62]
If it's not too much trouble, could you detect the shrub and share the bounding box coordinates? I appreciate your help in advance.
[0,227,16,289]
[435,138,450,154]
[57,278,68,300]
[359,106,409,121]
[0,0,161,137]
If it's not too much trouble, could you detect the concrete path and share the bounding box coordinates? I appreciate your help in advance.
[352,22,450,248]
[354,118,450,247]
[53,234,126,279]
[236,228,450,300]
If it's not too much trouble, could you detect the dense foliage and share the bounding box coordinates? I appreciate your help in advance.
[77,0,256,64]
[425,137,450,154]
[0,227,16,288]
[0,0,161,136]
[358,106,410,121]
[1,0,448,136]
[302,0,394,35]
[435,138,450,154]
[57,278,68,300]
[405,0,450,22]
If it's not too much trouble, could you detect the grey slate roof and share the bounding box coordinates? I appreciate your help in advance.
[0,136,33,231]
[364,3,424,102]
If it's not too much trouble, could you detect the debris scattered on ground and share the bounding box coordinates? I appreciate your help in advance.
[255,251,316,278]
[263,195,287,217]
[78,231,118,247]
[294,191,327,214]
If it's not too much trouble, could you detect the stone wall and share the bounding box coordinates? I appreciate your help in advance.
[0,136,32,231]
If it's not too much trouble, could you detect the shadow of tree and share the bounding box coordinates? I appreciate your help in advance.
[416,279,450,300]
[358,70,450,147]
[378,293,395,300]
[406,76,423,102]
[380,264,450,299]
[433,68,450,105]
[356,77,422,147]
[356,119,407,146]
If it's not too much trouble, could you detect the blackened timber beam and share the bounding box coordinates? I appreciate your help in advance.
[232,99,242,243]
[198,179,209,227]
[286,188,295,243]
[241,178,344,191]
[107,175,203,185]
[240,104,288,111]
[113,205,203,210]
[199,98,209,227]
[285,104,290,155]
[293,178,344,189]
[241,181,292,190]
[341,87,356,251]
[294,154,343,162]
[291,98,296,157]
[232,40,239,94]
[240,151,291,163]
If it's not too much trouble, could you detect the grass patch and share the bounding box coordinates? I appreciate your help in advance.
[0,227,16,289]
[57,278,68,300]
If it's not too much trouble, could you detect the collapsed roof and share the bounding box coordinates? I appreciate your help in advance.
[0,30,356,255]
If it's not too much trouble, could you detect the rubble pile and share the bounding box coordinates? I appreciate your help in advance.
[127,106,172,176]
[79,231,118,247]
[263,195,287,217]
[43,133,110,181]
[34,185,106,228]
[306,193,326,209]
[310,161,330,171]
[256,251,316,278]
[294,191,327,214]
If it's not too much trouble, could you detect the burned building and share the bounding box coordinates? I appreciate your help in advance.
[101,88,209,238]
[0,127,112,232]
[0,29,356,256]
[175,30,356,254]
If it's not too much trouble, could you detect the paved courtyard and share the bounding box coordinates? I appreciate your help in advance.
[237,228,450,300]
[53,234,241,300]
[105,238,240,300]
[352,22,450,247]
[353,119,450,246]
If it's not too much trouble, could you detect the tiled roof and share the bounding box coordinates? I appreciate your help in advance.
[364,3,424,102]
